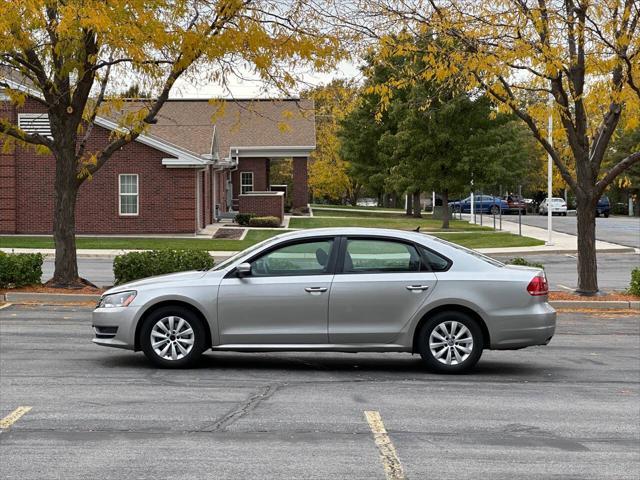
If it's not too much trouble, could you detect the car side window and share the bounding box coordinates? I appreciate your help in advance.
[343,239,423,273]
[419,246,451,272]
[250,239,334,276]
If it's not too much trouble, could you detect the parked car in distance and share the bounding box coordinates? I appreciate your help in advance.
[92,228,556,373]
[448,195,509,215]
[539,197,567,216]
[596,196,611,217]
[503,194,527,214]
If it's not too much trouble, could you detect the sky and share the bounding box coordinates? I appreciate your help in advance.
[170,61,362,99]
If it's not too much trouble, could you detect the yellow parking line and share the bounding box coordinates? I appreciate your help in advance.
[0,406,32,429]
[364,410,406,480]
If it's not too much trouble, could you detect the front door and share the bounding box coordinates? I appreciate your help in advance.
[329,237,437,344]
[217,238,336,344]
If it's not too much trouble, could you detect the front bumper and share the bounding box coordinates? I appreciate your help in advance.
[91,305,141,350]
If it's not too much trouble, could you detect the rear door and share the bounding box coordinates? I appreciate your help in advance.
[328,237,437,344]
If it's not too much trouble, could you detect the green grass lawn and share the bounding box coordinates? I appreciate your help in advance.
[0,219,543,251]
[0,230,282,252]
[289,216,491,231]
[432,232,544,249]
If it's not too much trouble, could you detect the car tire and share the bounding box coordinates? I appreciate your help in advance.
[604,212,609,218]
[417,311,484,374]
[490,205,500,215]
[140,305,207,368]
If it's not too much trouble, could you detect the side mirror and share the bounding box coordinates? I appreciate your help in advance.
[236,262,251,277]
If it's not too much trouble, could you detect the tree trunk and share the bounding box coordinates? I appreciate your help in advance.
[405,192,413,216]
[575,195,599,294]
[441,189,450,229]
[412,190,422,218]
[49,151,82,288]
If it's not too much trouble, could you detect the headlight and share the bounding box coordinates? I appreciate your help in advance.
[98,291,137,308]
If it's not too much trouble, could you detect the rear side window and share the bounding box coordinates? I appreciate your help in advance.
[419,247,451,272]
[343,239,423,273]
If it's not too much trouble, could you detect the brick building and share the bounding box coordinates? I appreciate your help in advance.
[0,81,315,234]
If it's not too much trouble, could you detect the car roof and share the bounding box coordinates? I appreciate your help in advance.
[274,227,426,242]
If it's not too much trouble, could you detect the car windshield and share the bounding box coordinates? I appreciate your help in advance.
[428,235,505,267]
[210,235,282,271]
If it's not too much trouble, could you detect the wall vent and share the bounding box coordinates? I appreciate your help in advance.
[18,113,51,137]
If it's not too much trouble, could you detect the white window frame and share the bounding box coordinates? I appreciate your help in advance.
[240,171,254,195]
[118,174,139,216]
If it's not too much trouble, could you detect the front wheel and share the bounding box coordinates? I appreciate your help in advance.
[490,205,500,215]
[140,306,206,368]
[417,311,483,373]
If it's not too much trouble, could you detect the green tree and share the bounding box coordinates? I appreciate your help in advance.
[348,0,640,293]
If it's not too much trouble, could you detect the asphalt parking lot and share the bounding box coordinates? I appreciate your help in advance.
[1,304,638,479]
[514,215,640,248]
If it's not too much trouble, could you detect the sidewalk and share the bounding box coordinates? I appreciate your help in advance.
[1,247,239,259]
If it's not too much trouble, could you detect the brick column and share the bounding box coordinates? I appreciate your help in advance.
[291,156,308,209]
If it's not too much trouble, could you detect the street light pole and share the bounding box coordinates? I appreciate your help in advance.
[470,175,475,224]
[546,91,554,246]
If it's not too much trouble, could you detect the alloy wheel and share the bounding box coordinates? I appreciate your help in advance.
[150,316,195,361]
[429,321,474,366]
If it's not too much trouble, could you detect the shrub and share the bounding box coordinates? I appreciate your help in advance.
[0,252,44,288]
[507,257,544,270]
[629,267,640,296]
[248,216,281,228]
[113,249,215,285]
[235,213,255,226]
[291,207,310,216]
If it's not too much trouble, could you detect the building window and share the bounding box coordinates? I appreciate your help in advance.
[119,174,139,216]
[240,171,254,194]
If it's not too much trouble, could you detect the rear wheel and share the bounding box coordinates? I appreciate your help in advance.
[140,306,206,368]
[417,311,483,373]
[490,205,500,215]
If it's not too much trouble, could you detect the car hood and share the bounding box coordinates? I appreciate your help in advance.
[103,270,209,295]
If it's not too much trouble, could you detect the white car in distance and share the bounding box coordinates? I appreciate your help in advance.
[539,198,567,216]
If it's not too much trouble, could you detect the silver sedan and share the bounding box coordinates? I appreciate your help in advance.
[92,228,556,373]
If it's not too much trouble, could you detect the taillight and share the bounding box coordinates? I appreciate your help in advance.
[527,273,548,296]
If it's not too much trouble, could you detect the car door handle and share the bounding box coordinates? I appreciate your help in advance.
[305,287,328,293]
[406,285,430,291]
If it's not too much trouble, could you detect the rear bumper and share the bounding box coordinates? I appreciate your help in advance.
[489,302,557,350]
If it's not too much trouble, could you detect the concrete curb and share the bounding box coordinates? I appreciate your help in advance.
[2,292,637,309]
[550,300,640,310]
[1,292,101,304]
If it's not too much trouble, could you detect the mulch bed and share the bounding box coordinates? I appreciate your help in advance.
[1,285,106,295]
[549,291,638,301]
[213,228,244,240]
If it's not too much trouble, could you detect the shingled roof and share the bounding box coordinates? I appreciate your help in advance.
[106,98,316,161]
[2,68,316,165]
